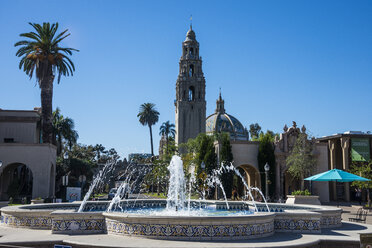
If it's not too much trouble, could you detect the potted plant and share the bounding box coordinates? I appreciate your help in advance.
[31,197,44,204]
[286,189,321,205]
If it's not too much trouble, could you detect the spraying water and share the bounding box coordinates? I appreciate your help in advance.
[224,163,258,212]
[187,165,196,213]
[78,160,116,212]
[166,155,186,211]
[206,174,229,209]
[251,187,270,212]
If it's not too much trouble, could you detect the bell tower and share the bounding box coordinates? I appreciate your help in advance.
[175,26,206,146]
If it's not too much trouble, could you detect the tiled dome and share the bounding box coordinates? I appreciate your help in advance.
[206,93,249,141]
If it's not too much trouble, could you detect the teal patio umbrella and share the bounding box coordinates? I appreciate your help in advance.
[305,169,370,183]
[305,169,370,206]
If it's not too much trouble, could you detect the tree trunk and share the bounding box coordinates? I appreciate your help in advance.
[166,136,169,154]
[300,174,304,191]
[149,124,154,157]
[40,71,54,144]
[57,134,62,156]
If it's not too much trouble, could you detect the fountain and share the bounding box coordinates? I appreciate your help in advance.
[0,155,343,240]
[78,159,116,212]
[166,155,186,211]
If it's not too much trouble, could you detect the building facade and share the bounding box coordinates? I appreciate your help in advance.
[0,108,56,200]
[175,26,206,147]
[274,122,329,202]
[316,131,372,202]
[172,27,335,203]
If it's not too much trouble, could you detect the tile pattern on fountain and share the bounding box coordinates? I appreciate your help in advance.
[52,218,105,233]
[0,214,52,229]
[320,215,342,228]
[274,218,320,233]
[106,220,274,240]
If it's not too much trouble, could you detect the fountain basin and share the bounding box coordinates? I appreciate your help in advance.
[104,212,275,240]
[51,210,105,234]
[0,200,342,240]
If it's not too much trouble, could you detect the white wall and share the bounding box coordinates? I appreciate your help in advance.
[0,122,38,143]
[0,143,56,198]
[312,143,330,203]
[231,141,259,169]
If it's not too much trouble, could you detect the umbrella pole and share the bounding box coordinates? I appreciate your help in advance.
[336,180,339,208]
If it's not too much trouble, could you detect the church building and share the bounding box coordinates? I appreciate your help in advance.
[173,26,330,203]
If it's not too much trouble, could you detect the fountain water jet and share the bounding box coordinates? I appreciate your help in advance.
[78,160,116,212]
[166,155,186,211]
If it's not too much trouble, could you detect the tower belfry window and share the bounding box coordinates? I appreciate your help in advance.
[189,64,194,77]
[189,48,194,56]
[188,86,195,101]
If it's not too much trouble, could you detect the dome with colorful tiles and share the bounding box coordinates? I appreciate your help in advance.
[206,93,249,141]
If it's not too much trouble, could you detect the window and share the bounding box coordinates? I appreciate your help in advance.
[188,86,195,101]
[4,138,14,143]
[189,64,194,77]
[189,48,193,56]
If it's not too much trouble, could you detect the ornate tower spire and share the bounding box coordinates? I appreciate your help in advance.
[216,89,225,114]
[175,26,206,147]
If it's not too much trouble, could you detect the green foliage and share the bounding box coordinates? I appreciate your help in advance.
[219,132,234,198]
[257,131,276,199]
[14,22,78,83]
[182,133,218,199]
[137,103,160,156]
[15,22,78,144]
[349,161,372,190]
[291,189,311,196]
[53,107,79,156]
[161,137,177,163]
[286,133,316,190]
[349,161,372,205]
[159,121,176,158]
[249,123,262,141]
[56,143,120,199]
[142,159,169,194]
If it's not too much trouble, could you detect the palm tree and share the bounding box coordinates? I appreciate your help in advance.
[159,121,176,153]
[53,107,79,156]
[137,103,160,157]
[15,22,78,144]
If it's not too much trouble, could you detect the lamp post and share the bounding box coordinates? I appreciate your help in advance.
[264,162,270,200]
[63,152,69,202]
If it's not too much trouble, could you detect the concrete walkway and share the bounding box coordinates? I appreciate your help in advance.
[0,221,371,248]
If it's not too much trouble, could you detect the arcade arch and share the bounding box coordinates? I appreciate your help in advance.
[0,163,33,201]
[233,164,261,199]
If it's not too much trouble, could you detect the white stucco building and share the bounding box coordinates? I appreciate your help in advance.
[0,108,56,200]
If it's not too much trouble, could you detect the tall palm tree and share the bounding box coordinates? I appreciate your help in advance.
[137,103,160,157]
[159,121,176,153]
[53,108,79,156]
[15,22,78,144]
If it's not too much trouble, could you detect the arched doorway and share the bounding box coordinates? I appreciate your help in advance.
[0,163,33,201]
[233,164,261,200]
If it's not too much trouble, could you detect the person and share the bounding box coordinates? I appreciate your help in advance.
[356,188,362,205]
[232,187,238,200]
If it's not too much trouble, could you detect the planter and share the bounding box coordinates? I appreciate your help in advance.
[31,199,44,204]
[286,195,320,205]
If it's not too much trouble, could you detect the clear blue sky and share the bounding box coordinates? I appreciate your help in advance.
[1,0,371,159]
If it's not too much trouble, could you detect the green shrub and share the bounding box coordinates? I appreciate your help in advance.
[291,189,311,196]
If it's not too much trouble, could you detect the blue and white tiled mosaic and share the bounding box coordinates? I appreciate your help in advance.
[106,220,275,240]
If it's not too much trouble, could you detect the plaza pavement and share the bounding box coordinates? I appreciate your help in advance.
[0,201,371,248]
